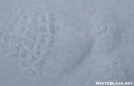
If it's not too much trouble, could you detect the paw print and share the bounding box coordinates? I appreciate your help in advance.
[92,9,122,53]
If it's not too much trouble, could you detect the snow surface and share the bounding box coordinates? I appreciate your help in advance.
[0,0,134,86]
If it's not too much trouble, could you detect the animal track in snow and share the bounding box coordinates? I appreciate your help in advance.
[91,8,123,53]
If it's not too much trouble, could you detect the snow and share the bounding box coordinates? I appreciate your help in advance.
[0,0,134,86]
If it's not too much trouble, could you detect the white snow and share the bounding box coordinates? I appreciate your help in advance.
[0,0,134,86]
